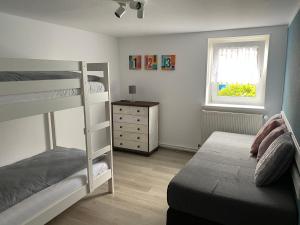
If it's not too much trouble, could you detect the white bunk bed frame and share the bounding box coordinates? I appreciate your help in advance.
[0,58,114,225]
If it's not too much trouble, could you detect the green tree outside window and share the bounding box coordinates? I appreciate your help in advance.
[218,83,256,97]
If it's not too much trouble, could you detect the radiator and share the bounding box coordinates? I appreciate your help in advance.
[201,110,263,143]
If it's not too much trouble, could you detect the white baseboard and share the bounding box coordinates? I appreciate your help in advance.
[159,143,198,153]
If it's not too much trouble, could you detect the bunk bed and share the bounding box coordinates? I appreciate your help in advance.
[0,58,114,225]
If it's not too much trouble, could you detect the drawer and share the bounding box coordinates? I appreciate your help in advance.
[113,105,130,114]
[114,131,148,143]
[113,114,148,125]
[114,138,148,152]
[113,105,148,116]
[128,106,148,116]
[113,122,148,134]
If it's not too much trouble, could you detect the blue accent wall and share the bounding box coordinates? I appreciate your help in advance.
[283,9,300,142]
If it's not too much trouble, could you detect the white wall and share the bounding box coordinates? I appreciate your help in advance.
[0,12,120,166]
[119,25,288,150]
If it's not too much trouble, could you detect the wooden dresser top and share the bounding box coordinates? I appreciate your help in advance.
[112,100,159,107]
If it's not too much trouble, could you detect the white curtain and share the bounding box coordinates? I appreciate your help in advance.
[212,47,260,84]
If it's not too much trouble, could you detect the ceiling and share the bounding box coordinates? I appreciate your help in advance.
[0,0,299,37]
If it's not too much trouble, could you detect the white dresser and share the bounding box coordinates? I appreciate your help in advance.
[112,101,159,155]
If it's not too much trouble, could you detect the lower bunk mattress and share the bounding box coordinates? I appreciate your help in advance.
[0,147,108,225]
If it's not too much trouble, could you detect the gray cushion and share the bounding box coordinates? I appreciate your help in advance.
[251,118,284,155]
[167,132,297,225]
[255,132,295,186]
[257,124,287,161]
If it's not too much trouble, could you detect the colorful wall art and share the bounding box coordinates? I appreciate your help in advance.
[144,55,158,70]
[129,55,142,70]
[161,55,176,71]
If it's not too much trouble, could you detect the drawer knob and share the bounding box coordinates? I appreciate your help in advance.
[137,110,140,113]
[137,137,140,140]
[119,108,122,111]
[137,119,140,122]
[137,145,140,148]
[120,126,123,128]
[120,134,123,137]
[120,143,123,146]
[120,117,122,120]
[137,128,140,131]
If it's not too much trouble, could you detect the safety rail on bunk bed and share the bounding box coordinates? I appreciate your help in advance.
[0,58,114,195]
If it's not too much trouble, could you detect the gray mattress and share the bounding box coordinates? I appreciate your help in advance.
[0,71,105,105]
[0,160,108,225]
[0,147,97,213]
[167,131,298,225]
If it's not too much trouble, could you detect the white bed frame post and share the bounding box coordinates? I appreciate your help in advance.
[81,61,94,193]
[102,62,114,194]
[47,112,57,150]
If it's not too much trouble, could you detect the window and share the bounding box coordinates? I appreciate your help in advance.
[205,35,270,108]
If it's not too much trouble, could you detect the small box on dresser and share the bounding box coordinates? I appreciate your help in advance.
[112,101,159,156]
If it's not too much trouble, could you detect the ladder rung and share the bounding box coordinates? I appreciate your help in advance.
[93,169,112,188]
[89,92,109,104]
[92,145,111,159]
[87,71,104,77]
[90,121,110,132]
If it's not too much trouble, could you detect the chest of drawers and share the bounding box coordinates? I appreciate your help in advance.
[112,101,159,155]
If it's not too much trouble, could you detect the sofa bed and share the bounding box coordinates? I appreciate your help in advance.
[167,131,298,225]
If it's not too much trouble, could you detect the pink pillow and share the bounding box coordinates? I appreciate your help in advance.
[257,124,287,161]
[250,117,284,155]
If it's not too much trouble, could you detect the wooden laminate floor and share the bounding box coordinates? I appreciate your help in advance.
[47,148,194,225]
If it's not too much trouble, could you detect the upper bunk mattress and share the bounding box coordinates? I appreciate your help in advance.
[0,71,105,105]
[0,147,106,214]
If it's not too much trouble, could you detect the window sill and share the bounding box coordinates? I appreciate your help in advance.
[202,103,266,114]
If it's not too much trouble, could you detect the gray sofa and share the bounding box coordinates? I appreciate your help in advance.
[167,131,298,225]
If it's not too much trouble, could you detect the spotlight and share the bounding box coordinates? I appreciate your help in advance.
[129,1,142,10]
[115,3,126,18]
[137,5,144,19]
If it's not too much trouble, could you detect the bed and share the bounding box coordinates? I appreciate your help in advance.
[167,131,298,225]
[0,58,114,225]
[0,148,109,225]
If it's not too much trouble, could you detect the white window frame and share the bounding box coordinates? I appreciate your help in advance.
[205,35,270,110]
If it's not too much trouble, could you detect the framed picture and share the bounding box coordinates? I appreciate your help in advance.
[144,55,158,70]
[129,55,142,70]
[161,55,176,71]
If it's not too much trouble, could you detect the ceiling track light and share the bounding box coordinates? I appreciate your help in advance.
[114,0,145,19]
[137,5,144,19]
[115,2,126,18]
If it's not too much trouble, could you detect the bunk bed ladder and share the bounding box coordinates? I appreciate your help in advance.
[81,62,114,194]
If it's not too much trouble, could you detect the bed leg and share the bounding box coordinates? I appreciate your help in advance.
[108,178,114,194]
